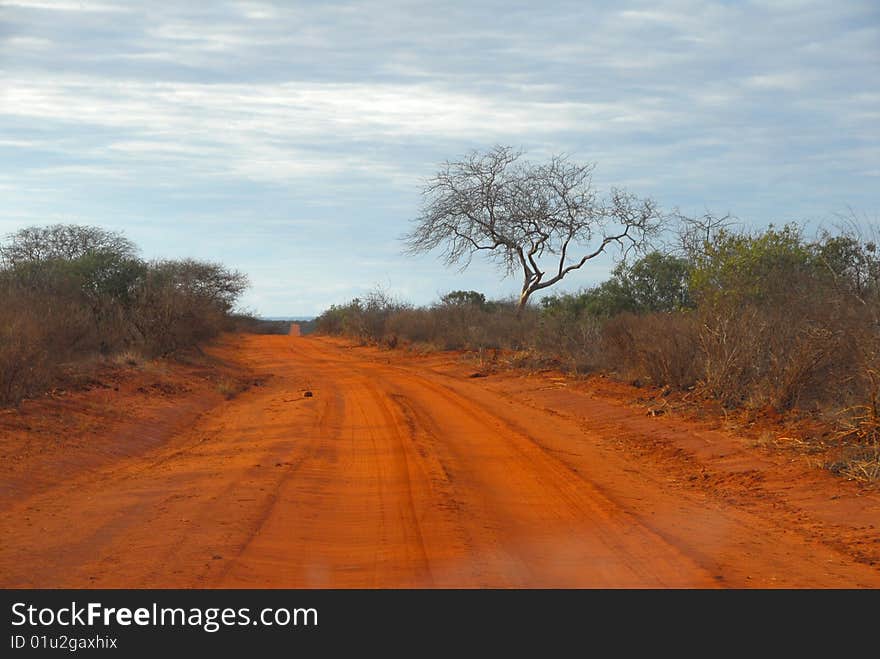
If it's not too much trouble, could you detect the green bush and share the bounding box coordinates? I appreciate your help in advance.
[541,251,693,318]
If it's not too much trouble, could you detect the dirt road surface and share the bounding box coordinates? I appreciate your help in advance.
[2,333,878,587]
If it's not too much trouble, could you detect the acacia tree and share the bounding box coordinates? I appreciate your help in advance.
[404,146,663,312]
[0,224,138,266]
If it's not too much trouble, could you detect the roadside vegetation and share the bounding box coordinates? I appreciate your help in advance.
[0,224,249,405]
[315,216,880,481]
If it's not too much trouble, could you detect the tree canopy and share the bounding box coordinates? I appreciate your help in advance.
[404,146,663,312]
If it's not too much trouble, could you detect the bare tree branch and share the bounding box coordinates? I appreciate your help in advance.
[403,146,663,312]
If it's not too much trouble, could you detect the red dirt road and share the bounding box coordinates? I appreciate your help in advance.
[1,333,879,587]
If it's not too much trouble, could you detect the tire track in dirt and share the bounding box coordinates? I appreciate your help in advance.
[2,333,878,588]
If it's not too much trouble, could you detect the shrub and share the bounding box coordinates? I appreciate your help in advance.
[384,309,437,345]
[315,221,879,435]
[541,252,693,318]
[0,224,249,405]
[602,312,701,388]
[534,301,603,372]
[440,290,486,308]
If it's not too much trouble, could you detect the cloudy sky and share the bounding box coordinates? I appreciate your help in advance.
[1,0,878,316]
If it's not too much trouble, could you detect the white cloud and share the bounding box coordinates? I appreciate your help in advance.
[3,1,129,11]
[3,74,690,188]
[3,35,53,49]
[746,73,811,91]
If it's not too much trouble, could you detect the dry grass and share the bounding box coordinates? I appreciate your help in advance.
[835,405,880,445]
[827,386,880,482]
[826,446,880,483]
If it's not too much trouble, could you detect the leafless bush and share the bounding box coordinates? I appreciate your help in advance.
[313,288,410,345]
[0,307,54,404]
[534,312,603,373]
[0,286,93,404]
[696,305,767,406]
[435,302,536,351]
[384,309,438,346]
[694,282,866,411]
[430,303,487,349]
[317,294,541,353]
[602,312,701,388]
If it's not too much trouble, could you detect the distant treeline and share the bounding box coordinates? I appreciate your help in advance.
[316,219,880,472]
[0,224,249,405]
[228,317,317,335]
[229,317,292,335]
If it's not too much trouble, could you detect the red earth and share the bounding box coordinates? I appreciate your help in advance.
[1,332,878,587]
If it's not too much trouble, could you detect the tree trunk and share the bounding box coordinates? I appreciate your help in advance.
[516,289,530,317]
